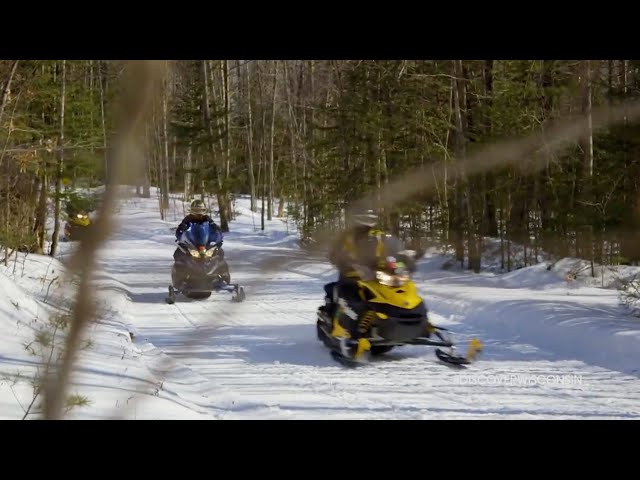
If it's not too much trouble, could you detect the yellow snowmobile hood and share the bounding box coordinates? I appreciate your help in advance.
[69,213,90,227]
[358,277,423,310]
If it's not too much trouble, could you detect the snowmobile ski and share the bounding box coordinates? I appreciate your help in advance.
[435,348,471,367]
[166,285,176,304]
[231,285,246,302]
[330,350,366,368]
[165,282,246,304]
[435,337,483,367]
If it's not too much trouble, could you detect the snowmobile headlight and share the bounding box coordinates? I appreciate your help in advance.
[72,213,90,226]
[189,248,200,257]
[204,246,218,257]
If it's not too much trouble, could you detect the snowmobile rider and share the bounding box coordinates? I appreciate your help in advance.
[324,208,418,358]
[327,207,416,286]
[174,199,224,262]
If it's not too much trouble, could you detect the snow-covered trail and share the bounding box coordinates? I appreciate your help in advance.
[88,193,640,419]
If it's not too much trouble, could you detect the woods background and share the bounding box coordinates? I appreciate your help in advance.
[2,59,640,273]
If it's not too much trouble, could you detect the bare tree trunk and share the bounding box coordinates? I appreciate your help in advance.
[261,141,265,231]
[278,190,285,217]
[202,60,229,231]
[184,143,192,201]
[34,167,48,254]
[161,67,171,218]
[50,60,66,257]
[284,61,304,219]
[538,59,555,255]
[482,60,497,237]
[305,60,316,233]
[172,134,177,190]
[268,61,278,221]
[608,60,613,107]
[443,82,452,242]
[98,61,109,182]
[300,62,309,232]
[200,153,205,200]
[621,60,628,126]
[152,106,165,214]
[256,63,266,231]
[261,175,265,231]
[143,154,151,198]
[223,60,231,180]
[0,60,19,126]
[499,192,505,270]
[581,60,595,272]
[506,191,511,271]
[4,177,10,265]
[583,60,594,180]
[139,120,151,198]
[246,61,256,212]
[1,76,21,265]
[452,61,478,271]
[88,61,95,152]
[288,66,298,210]
[142,124,152,198]
[210,61,229,225]
[222,59,233,222]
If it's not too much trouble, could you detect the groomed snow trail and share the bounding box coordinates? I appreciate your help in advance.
[89,193,640,419]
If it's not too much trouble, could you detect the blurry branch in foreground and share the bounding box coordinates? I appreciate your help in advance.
[42,60,167,420]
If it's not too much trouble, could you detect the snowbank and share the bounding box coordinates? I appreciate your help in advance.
[416,246,640,379]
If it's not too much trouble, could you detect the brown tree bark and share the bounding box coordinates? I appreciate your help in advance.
[50,60,66,256]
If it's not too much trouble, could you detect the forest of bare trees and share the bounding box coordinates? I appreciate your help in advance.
[2,60,640,273]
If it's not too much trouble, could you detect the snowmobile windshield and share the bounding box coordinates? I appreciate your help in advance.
[185,223,211,248]
[184,223,223,248]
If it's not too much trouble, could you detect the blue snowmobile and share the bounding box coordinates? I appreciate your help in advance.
[166,223,245,304]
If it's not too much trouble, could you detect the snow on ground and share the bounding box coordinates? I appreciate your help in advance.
[2,188,640,419]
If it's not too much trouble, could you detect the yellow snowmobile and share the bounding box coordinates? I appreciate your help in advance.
[317,256,483,367]
[63,210,91,242]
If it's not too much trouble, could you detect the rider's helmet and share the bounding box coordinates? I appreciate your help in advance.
[189,200,207,220]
